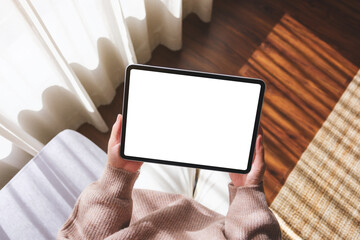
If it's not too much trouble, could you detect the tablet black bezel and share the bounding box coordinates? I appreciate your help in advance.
[120,64,265,174]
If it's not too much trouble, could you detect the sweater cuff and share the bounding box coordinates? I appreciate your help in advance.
[228,182,268,209]
[98,164,140,199]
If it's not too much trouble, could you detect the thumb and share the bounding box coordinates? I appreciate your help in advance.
[108,114,122,148]
[247,134,265,184]
[111,142,121,153]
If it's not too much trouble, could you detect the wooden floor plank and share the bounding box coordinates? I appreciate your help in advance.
[77,0,359,204]
[239,14,358,202]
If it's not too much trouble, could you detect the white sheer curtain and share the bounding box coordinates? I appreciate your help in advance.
[0,0,212,187]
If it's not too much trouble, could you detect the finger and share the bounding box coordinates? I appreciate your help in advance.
[251,134,265,173]
[252,124,263,162]
[258,125,263,136]
[109,114,122,147]
[246,134,265,185]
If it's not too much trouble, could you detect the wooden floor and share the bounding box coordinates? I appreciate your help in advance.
[77,0,360,204]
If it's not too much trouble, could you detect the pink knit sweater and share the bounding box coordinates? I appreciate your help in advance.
[57,164,281,239]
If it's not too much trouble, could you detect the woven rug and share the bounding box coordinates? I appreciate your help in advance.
[270,70,360,240]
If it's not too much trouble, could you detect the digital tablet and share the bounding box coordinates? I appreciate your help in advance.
[120,64,265,174]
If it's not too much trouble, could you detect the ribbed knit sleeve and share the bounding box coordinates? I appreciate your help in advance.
[225,183,281,240]
[57,164,139,240]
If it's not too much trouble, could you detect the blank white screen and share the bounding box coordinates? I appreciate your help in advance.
[124,69,261,170]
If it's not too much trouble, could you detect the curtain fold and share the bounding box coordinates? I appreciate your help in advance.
[0,0,212,188]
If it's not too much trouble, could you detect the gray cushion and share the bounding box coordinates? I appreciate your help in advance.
[0,130,106,239]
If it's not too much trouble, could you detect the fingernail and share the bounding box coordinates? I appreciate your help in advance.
[116,114,120,122]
